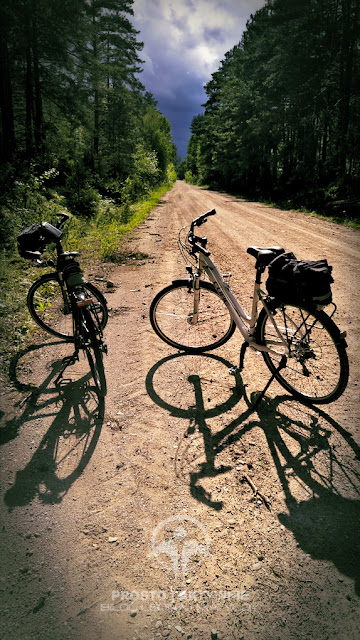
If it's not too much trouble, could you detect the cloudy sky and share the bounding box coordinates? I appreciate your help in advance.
[132,0,265,159]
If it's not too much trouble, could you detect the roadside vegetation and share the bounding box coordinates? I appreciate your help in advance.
[0,166,176,380]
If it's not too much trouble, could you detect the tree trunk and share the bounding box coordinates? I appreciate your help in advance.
[337,0,359,176]
[0,29,16,161]
[92,3,99,160]
[32,20,44,159]
[25,42,33,159]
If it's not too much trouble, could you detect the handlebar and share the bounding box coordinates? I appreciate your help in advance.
[191,241,210,256]
[190,208,216,232]
[186,209,216,255]
[178,209,216,259]
[55,212,69,229]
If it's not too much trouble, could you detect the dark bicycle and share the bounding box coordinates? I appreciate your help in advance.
[17,213,108,396]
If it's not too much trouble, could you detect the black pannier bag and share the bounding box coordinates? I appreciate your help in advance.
[17,224,46,258]
[266,251,333,306]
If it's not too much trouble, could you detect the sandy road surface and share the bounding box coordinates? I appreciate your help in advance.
[1,181,360,640]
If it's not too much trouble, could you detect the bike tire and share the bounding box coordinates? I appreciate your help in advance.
[27,274,108,340]
[256,301,349,404]
[81,307,107,397]
[150,279,236,353]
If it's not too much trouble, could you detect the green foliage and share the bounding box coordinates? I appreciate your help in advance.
[185,170,197,185]
[185,0,360,218]
[93,169,176,262]
[141,105,175,179]
[0,167,67,251]
[166,163,177,183]
[176,161,186,180]
[0,0,177,217]
[122,144,160,201]
[63,162,101,218]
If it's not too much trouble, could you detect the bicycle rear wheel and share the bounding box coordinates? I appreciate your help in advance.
[256,302,349,403]
[150,279,236,353]
[80,307,107,397]
[28,274,108,340]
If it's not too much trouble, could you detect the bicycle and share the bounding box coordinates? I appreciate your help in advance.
[149,209,349,404]
[18,213,108,396]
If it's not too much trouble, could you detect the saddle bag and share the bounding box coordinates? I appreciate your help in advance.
[17,224,46,258]
[266,251,333,306]
[62,261,86,287]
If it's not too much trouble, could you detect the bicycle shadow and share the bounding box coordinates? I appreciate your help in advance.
[2,342,104,509]
[146,352,360,594]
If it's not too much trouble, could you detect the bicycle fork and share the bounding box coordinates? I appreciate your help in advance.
[188,274,201,325]
[54,299,106,387]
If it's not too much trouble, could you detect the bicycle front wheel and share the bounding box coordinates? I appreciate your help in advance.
[257,302,349,404]
[150,279,236,353]
[28,274,108,340]
[81,307,107,397]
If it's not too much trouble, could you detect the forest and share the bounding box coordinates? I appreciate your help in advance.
[184,0,360,220]
[0,0,177,253]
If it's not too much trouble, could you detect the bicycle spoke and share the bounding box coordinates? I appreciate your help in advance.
[259,303,348,403]
[150,281,235,352]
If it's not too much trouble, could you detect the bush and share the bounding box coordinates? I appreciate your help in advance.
[0,168,65,252]
[122,145,160,201]
[63,161,100,217]
[185,170,197,184]
[65,185,100,217]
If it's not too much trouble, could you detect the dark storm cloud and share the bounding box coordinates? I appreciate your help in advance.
[133,0,265,158]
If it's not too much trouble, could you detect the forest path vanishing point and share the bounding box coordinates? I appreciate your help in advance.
[1,181,360,640]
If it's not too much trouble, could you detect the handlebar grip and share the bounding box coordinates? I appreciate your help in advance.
[191,209,216,230]
[55,212,69,229]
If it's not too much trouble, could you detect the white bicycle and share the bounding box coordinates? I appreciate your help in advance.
[150,209,349,404]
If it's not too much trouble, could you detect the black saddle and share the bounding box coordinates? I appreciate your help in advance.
[247,246,285,269]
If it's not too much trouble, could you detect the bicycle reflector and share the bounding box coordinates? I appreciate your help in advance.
[76,296,95,307]
[74,290,95,307]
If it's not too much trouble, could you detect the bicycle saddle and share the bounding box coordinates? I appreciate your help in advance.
[247,246,285,268]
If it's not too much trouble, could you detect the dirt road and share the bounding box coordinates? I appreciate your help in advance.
[1,181,360,640]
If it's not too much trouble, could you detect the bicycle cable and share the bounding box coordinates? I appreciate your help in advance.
[178,225,197,267]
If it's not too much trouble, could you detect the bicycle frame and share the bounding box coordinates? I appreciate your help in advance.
[192,248,290,356]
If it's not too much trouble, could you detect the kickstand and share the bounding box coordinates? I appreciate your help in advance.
[54,350,79,387]
[251,355,287,410]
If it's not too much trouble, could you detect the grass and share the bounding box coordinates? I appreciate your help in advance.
[196,182,360,231]
[304,210,360,231]
[259,199,360,231]
[91,183,171,262]
[0,256,42,364]
[0,180,174,383]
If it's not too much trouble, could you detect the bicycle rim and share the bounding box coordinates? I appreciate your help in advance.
[258,303,349,403]
[150,280,235,352]
[28,274,74,339]
[81,308,107,397]
[28,276,108,340]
